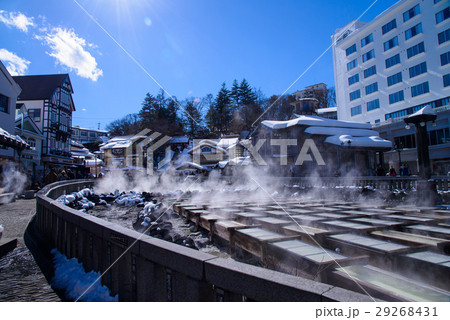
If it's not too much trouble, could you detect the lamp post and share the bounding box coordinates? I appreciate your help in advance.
[404,105,438,204]
[395,141,403,169]
[404,106,436,179]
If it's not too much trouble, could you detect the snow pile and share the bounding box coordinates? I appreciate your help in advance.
[55,188,148,212]
[51,248,118,302]
[114,191,144,206]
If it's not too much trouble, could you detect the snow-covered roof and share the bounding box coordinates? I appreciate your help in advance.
[85,159,103,166]
[218,156,251,168]
[71,151,94,158]
[169,136,189,144]
[175,161,206,171]
[304,126,379,137]
[411,105,436,117]
[0,127,30,150]
[101,138,132,150]
[324,135,392,149]
[217,137,239,149]
[316,107,338,114]
[261,115,371,130]
[188,141,228,155]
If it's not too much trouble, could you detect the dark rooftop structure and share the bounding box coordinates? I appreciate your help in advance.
[13,74,73,103]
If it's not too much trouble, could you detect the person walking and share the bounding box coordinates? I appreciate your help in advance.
[388,165,397,177]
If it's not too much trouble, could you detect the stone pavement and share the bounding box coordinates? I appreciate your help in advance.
[0,198,60,302]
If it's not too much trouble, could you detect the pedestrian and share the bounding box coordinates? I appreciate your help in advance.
[388,165,396,177]
[399,164,405,176]
[66,168,74,179]
[58,170,68,181]
[376,164,385,176]
[45,166,58,184]
[404,163,410,176]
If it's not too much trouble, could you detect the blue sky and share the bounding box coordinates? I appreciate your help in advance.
[1,0,398,129]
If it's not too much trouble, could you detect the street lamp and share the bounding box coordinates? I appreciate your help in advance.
[395,141,403,169]
[404,106,436,179]
[404,105,438,204]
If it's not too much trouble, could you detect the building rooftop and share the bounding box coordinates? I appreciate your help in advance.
[13,74,71,101]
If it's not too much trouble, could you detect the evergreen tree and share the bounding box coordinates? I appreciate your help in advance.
[214,82,232,133]
[183,99,203,137]
[230,79,240,109]
[239,78,257,105]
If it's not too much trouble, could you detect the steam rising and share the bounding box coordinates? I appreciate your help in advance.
[0,164,27,196]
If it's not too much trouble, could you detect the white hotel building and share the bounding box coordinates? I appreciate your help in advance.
[332,0,450,174]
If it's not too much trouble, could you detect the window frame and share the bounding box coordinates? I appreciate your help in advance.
[387,72,403,87]
[407,42,425,58]
[403,4,420,22]
[382,19,397,35]
[405,23,423,41]
[389,90,405,104]
[411,82,430,97]
[409,62,427,78]
[367,99,380,111]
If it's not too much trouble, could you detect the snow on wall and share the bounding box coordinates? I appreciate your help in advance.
[261,115,371,130]
[51,249,118,302]
[324,135,393,148]
[304,126,379,137]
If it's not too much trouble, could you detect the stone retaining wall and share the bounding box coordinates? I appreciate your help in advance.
[35,180,373,302]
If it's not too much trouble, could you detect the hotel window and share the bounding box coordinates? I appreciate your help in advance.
[389,91,404,104]
[348,73,359,86]
[385,54,400,68]
[28,108,41,122]
[347,58,358,71]
[361,34,373,47]
[405,23,422,40]
[384,36,398,51]
[346,44,357,56]
[434,0,443,4]
[444,74,450,87]
[438,29,450,45]
[429,128,449,145]
[362,49,375,63]
[351,105,362,116]
[387,72,402,86]
[441,51,450,66]
[403,4,420,22]
[407,42,425,58]
[364,65,376,78]
[81,131,88,136]
[349,89,361,101]
[0,94,8,113]
[382,19,397,35]
[436,7,450,24]
[365,82,378,95]
[411,82,429,97]
[367,99,380,111]
[409,62,427,78]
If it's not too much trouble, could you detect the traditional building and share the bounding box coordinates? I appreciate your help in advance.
[254,114,392,177]
[13,74,76,170]
[15,108,45,182]
[71,126,108,145]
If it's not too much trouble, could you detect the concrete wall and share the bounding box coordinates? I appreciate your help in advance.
[35,180,373,302]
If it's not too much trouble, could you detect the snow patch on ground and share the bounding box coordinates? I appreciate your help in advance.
[51,248,118,302]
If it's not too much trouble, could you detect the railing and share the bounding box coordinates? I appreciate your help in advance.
[35,180,371,302]
[214,176,450,191]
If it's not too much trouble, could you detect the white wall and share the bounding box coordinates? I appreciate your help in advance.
[332,0,450,124]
